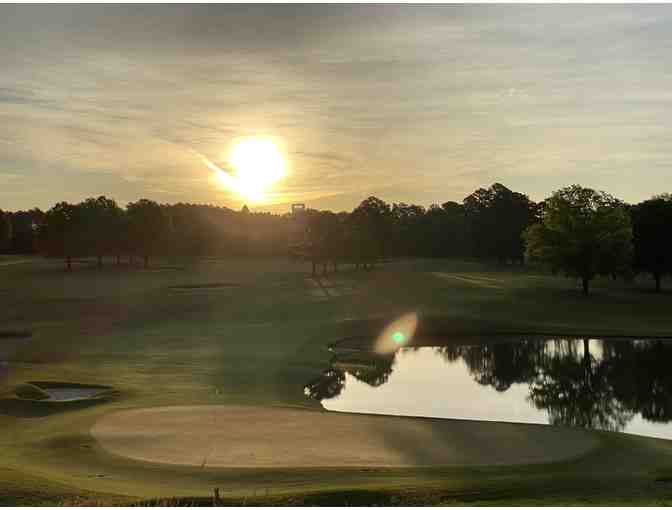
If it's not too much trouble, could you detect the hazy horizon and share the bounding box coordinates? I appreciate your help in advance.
[2,5,672,212]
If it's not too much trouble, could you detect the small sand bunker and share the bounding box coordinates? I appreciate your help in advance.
[92,405,598,469]
[15,382,114,402]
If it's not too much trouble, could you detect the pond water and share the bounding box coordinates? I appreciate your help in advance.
[305,338,672,440]
[38,386,105,401]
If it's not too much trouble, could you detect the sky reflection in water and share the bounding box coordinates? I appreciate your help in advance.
[306,338,672,440]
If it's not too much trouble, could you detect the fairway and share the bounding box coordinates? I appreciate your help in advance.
[3,256,672,504]
[91,405,598,468]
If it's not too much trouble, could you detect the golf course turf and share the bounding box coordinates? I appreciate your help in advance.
[3,255,672,505]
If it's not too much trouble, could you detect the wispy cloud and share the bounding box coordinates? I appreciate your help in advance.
[2,5,672,211]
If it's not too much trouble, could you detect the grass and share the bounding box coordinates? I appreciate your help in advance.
[13,382,50,400]
[1,255,672,505]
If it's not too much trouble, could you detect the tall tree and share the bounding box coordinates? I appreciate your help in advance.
[126,199,170,269]
[38,202,84,270]
[8,209,43,253]
[524,185,633,295]
[305,210,342,276]
[349,196,392,268]
[391,203,426,257]
[79,196,125,268]
[0,210,12,252]
[631,194,672,292]
[464,183,539,264]
[419,202,468,257]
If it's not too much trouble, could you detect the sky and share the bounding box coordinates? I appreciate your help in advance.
[1,5,672,213]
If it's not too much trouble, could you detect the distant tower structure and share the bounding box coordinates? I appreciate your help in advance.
[291,203,306,215]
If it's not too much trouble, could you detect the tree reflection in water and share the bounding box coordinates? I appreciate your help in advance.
[307,337,672,433]
[527,338,633,431]
[304,352,394,400]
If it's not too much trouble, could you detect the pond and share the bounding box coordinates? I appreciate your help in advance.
[305,337,672,440]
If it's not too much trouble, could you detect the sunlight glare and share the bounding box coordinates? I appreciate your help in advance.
[227,137,286,202]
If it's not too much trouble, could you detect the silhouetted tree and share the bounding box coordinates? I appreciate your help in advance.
[464,183,539,263]
[631,194,672,292]
[0,210,11,252]
[127,199,170,269]
[391,203,426,257]
[38,202,86,270]
[524,185,633,295]
[7,209,43,253]
[349,196,392,269]
[305,210,341,276]
[79,196,125,268]
[436,201,468,257]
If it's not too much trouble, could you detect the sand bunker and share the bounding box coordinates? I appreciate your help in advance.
[91,405,598,469]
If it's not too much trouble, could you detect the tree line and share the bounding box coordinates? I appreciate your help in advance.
[1,182,670,294]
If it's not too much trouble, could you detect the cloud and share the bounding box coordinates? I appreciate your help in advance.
[2,5,672,211]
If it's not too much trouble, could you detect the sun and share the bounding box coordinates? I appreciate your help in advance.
[223,137,286,202]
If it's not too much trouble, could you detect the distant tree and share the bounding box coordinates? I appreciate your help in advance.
[305,210,332,276]
[349,196,392,268]
[303,210,347,275]
[38,202,85,270]
[464,183,539,264]
[524,185,633,295]
[631,194,672,292]
[79,196,125,268]
[423,201,467,257]
[0,210,12,252]
[391,203,426,257]
[126,199,170,268]
[8,209,43,253]
[111,207,130,265]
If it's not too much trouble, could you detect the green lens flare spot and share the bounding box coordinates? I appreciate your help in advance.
[392,331,405,344]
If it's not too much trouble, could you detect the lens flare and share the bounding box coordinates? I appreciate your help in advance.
[392,331,406,344]
[375,312,418,354]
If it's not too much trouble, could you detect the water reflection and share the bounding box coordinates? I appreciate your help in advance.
[305,338,672,439]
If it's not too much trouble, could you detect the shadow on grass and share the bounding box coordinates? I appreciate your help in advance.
[168,282,240,290]
[0,330,32,340]
[0,394,116,417]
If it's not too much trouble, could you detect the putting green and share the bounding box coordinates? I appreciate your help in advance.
[92,405,599,468]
